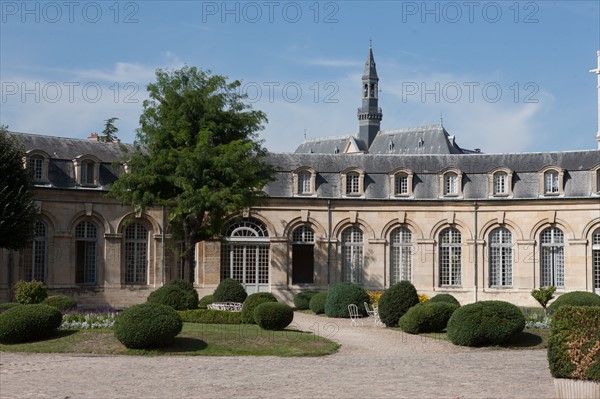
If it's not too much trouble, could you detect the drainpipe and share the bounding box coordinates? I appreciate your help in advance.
[474,201,479,302]
[327,199,332,285]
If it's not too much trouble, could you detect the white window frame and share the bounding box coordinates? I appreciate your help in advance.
[489,227,513,287]
[75,221,98,285]
[439,168,462,197]
[341,168,365,197]
[540,227,564,288]
[390,227,412,284]
[488,167,513,197]
[292,167,316,196]
[341,226,364,284]
[439,228,462,287]
[539,166,564,196]
[23,221,48,282]
[389,168,414,197]
[124,222,149,285]
[592,165,600,195]
[73,154,101,187]
[25,150,50,184]
[592,228,600,293]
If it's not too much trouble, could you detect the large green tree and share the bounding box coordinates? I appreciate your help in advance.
[0,126,38,249]
[110,67,274,279]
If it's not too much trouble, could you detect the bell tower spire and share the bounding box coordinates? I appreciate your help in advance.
[357,42,383,149]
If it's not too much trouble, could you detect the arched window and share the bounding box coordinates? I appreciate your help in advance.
[291,226,315,284]
[390,227,412,284]
[540,227,564,288]
[342,226,363,284]
[489,228,512,287]
[591,229,600,293]
[23,221,47,282]
[75,221,98,285]
[28,156,44,181]
[124,223,148,284]
[439,228,461,286]
[221,218,270,294]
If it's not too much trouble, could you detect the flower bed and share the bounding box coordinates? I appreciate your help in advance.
[60,308,118,330]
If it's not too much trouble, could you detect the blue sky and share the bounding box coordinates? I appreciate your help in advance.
[1,1,599,153]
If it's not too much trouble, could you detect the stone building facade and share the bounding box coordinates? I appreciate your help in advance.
[1,47,599,307]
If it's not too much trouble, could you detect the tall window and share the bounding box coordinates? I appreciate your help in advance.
[342,226,363,284]
[220,218,270,294]
[124,223,148,284]
[390,227,412,284]
[443,173,459,195]
[298,172,312,194]
[439,228,461,286]
[23,221,47,282]
[28,156,44,181]
[75,221,98,284]
[544,171,559,194]
[291,225,315,284]
[81,160,95,185]
[540,227,564,288]
[592,229,600,292]
[493,172,508,195]
[346,172,360,195]
[489,228,512,287]
[395,173,409,195]
[596,170,600,194]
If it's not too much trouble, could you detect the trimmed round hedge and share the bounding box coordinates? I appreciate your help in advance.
[447,300,525,347]
[213,278,247,303]
[147,284,199,310]
[428,293,460,307]
[114,303,183,349]
[0,304,62,344]
[198,295,214,309]
[15,280,48,304]
[398,301,459,334]
[253,302,294,330]
[309,292,327,314]
[378,281,420,327]
[241,292,278,324]
[43,295,77,311]
[293,291,320,310]
[324,282,369,318]
[547,291,600,314]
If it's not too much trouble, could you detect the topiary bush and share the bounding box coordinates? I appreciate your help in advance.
[0,304,62,344]
[293,291,320,310]
[447,300,525,347]
[253,302,294,331]
[198,295,214,309]
[178,309,242,324]
[398,301,459,334]
[309,292,327,314]
[114,303,182,349]
[241,292,278,324]
[547,306,600,381]
[43,295,77,311]
[147,284,199,310]
[14,280,48,304]
[377,281,420,327]
[324,282,370,318]
[428,293,460,307]
[0,302,22,314]
[213,278,247,303]
[547,291,600,315]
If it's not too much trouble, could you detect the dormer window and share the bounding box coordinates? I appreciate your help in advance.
[539,166,564,196]
[439,168,463,197]
[25,150,50,183]
[389,168,414,197]
[342,168,365,197]
[545,171,559,193]
[292,167,316,196]
[592,165,600,194]
[488,167,513,197]
[73,155,100,187]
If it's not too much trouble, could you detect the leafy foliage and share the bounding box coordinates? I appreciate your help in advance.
[547,306,600,381]
[309,292,327,314]
[428,294,460,307]
[15,280,48,304]
[198,295,214,309]
[0,302,21,313]
[0,127,38,250]
[447,301,525,347]
[147,284,199,310]
[100,117,119,142]
[547,291,600,314]
[253,302,294,331]
[324,282,369,318]
[177,309,242,324]
[109,67,274,275]
[213,278,247,303]
[377,281,420,327]
[531,286,556,316]
[114,303,182,349]
[43,295,77,311]
[241,292,278,324]
[398,302,459,334]
[0,304,62,344]
[293,291,319,310]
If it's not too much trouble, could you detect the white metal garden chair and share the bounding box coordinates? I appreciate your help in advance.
[364,302,377,325]
[348,304,362,327]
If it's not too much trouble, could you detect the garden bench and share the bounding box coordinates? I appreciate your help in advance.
[207,302,243,312]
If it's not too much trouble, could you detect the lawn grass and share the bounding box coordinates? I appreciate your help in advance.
[414,328,549,350]
[0,323,339,357]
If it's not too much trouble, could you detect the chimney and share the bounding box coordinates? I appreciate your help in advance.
[88,132,99,141]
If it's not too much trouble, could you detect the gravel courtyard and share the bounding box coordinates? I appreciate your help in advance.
[0,311,554,398]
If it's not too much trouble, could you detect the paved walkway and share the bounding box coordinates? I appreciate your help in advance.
[0,312,555,398]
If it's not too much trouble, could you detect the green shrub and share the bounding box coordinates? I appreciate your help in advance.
[398,301,459,334]
[114,303,183,349]
[547,291,600,314]
[428,293,460,307]
[178,309,242,324]
[213,278,247,303]
[324,282,370,318]
[198,295,214,309]
[378,281,420,327]
[447,300,525,347]
[165,278,196,294]
[147,284,199,310]
[43,295,77,311]
[293,291,319,310]
[253,302,294,330]
[547,306,600,381]
[309,292,327,314]
[0,302,22,313]
[14,280,48,304]
[0,304,62,344]
[241,292,278,324]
